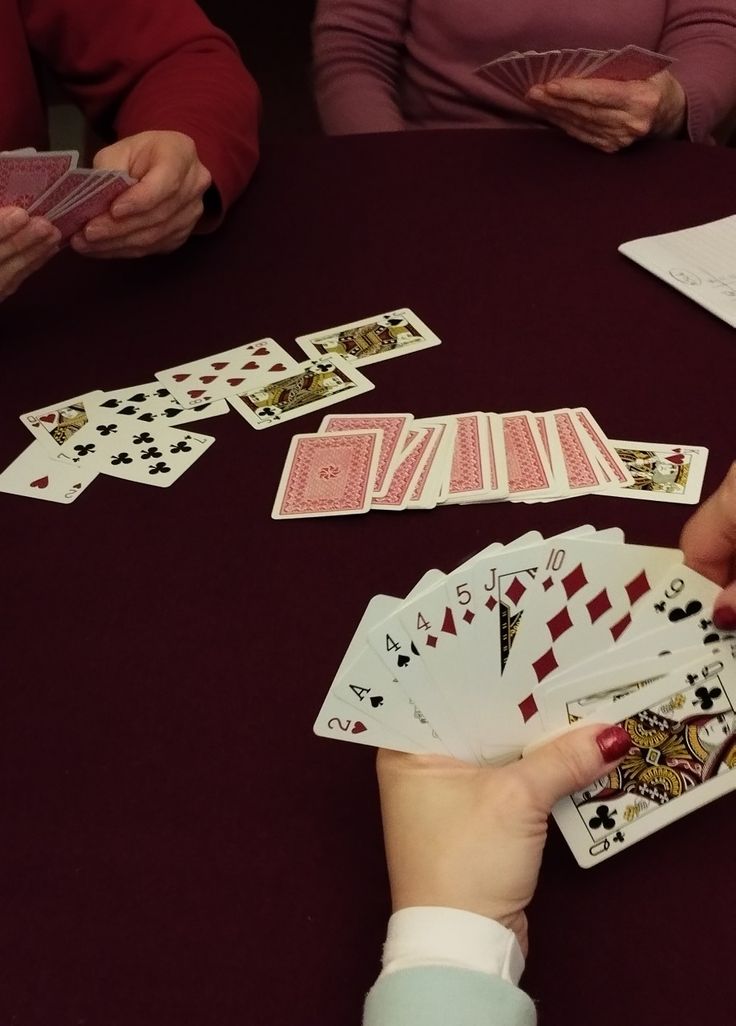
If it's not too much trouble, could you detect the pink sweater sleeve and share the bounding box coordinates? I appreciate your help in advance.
[313,0,409,134]
[660,2,736,143]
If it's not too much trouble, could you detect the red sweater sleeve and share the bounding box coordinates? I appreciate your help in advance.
[20,0,260,216]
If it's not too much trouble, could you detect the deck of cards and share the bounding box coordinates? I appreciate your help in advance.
[271,408,708,518]
[476,44,674,100]
[314,528,736,866]
[0,148,135,241]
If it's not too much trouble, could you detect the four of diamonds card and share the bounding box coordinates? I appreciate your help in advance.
[314,528,736,867]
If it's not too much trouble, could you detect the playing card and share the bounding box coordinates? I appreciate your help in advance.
[319,595,447,752]
[501,411,556,499]
[27,168,97,216]
[295,308,441,366]
[95,383,229,426]
[70,425,215,486]
[584,44,674,82]
[551,641,736,867]
[228,357,374,430]
[156,339,299,409]
[0,439,98,504]
[406,420,454,509]
[602,441,708,503]
[272,429,381,519]
[313,694,425,753]
[52,174,134,241]
[20,391,104,457]
[572,408,634,487]
[537,645,707,729]
[545,409,608,495]
[438,413,494,504]
[319,413,413,497]
[372,428,437,511]
[0,151,77,208]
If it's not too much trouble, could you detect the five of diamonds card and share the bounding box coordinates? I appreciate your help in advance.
[313,530,736,867]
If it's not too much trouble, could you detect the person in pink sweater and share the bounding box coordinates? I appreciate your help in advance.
[313,1,736,149]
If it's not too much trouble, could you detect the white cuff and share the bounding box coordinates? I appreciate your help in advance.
[380,907,525,985]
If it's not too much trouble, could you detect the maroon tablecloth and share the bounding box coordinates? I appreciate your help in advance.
[2,129,734,1026]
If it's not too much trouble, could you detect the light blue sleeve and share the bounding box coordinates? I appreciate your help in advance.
[363,966,537,1026]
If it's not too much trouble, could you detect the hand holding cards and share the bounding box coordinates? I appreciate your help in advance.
[0,148,135,241]
[313,528,736,866]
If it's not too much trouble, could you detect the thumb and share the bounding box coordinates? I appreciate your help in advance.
[714,580,736,631]
[680,462,736,588]
[517,724,631,811]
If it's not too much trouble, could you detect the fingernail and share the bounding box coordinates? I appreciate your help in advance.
[528,86,543,100]
[6,209,28,230]
[596,725,631,762]
[547,82,562,94]
[112,202,132,218]
[714,605,736,631]
[84,225,102,241]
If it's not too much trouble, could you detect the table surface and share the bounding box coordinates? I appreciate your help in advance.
[2,129,734,1026]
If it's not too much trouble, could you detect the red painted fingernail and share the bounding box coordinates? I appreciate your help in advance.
[596,725,631,762]
[714,605,736,631]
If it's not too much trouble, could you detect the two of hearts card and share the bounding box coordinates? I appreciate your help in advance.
[476,44,674,101]
[314,528,736,867]
[271,408,707,518]
[1,148,135,242]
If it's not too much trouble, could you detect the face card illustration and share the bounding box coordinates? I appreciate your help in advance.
[156,340,299,408]
[228,357,374,429]
[604,440,708,503]
[0,439,98,504]
[20,391,104,457]
[553,644,736,867]
[295,308,441,366]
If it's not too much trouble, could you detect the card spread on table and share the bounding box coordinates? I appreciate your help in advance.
[295,308,441,366]
[0,439,99,504]
[314,527,736,866]
[272,407,682,517]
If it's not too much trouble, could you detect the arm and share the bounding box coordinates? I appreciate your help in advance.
[660,0,736,143]
[363,725,631,1025]
[22,0,260,217]
[313,0,409,134]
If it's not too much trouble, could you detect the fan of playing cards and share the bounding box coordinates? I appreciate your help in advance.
[314,528,736,867]
[0,148,135,241]
[476,43,674,101]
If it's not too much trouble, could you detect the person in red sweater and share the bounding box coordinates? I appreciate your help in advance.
[0,0,260,300]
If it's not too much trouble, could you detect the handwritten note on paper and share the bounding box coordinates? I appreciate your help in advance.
[619,213,736,328]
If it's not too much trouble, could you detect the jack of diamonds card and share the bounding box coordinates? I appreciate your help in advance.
[553,643,736,867]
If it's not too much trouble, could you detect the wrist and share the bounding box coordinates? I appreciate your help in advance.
[654,76,686,138]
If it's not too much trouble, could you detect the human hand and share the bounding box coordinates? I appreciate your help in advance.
[680,462,736,630]
[70,131,212,259]
[526,70,686,153]
[0,207,61,301]
[376,724,630,954]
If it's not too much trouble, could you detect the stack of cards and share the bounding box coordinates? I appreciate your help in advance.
[272,408,708,518]
[1,148,135,241]
[314,528,736,866]
[476,44,674,99]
